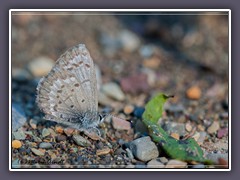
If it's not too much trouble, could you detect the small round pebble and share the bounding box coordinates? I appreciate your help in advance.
[186,86,201,100]
[123,105,134,115]
[39,142,53,149]
[12,140,22,149]
[72,135,91,147]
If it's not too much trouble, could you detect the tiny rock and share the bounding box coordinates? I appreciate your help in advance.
[64,127,75,137]
[207,121,220,134]
[170,133,180,140]
[101,82,125,101]
[55,126,64,134]
[217,128,228,138]
[147,159,165,168]
[96,147,111,156]
[185,122,193,132]
[72,135,91,147]
[143,57,161,69]
[42,128,50,137]
[123,104,134,115]
[186,86,201,100]
[28,56,55,77]
[39,142,53,149]
[112,116,131,130]
[12,140,22,149]
[165,160,187,168]
[31,148,45,156]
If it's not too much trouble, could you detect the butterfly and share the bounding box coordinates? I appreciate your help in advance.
[36,44,106,134]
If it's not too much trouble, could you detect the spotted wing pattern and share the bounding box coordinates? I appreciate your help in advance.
[36,44,98,129]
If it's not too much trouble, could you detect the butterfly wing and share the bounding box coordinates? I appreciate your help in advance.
[36,44,98,122]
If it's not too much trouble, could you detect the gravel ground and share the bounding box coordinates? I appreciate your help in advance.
[11,12,229,169]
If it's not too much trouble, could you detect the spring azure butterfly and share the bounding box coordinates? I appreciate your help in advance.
[36,44,106,134]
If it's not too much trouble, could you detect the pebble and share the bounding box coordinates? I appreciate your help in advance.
[141,67,157,87]
[217,128,228,138]
[72,135,91,147]
[147,159,165,168]
[31,148,45,156]
[143,57,161,69]
[206,153,228,164]
[29,119,38,129]
[42,128,50,137]
[133,106,145,118]
[159,157,168,164]
[134,119,148,134]
[12,104,27,132]
[192,132,200,142]
[12,68,32,80]
[207,121,220,134]
[165,160,187,168]
[170,133,180,140]
[64,127,75,137]
[129,136,159,162]
[123,105,134,115]
[12,159,20,168]
[165,103,185,115]
[12,140,22,149]
[101,82,125,101]
[55,126,64,134]
[28,56,55,77]
[96,147,111,156]
[120,74,149,94]
[163,122,186,137]
[112,116,131,130]
[197,132,207,145]
[192,164,205,168]
[118,30,141,52]
[56,135,67,142]
[39,142,53,149]
[13,129,26,140]
[98,91,114,106]
[186,86,201,100]
[139,44,155,58]
[185,122,193,132]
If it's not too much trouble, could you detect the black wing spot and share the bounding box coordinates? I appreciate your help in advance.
[57,90,62,93]
[74,83,80,87]
[81,99,85,103]
[58,101,62,104]
[71,89,74,92]
[70,105,74,108]
[60,114,63,118]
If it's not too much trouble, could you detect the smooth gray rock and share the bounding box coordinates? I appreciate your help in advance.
[72,135,91,147]
[39,142,53,149]
[129,136,159,162]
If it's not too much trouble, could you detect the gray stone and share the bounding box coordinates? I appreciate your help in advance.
[118,30,141,52]
[192,164,205,168]
[28,56,55,77]
[13,129,26,140]
[39,142,53,149]
[42,128,50,137]
[207,121,220,134]
[72,135,91,147]
[129,136,159,162]
[147,159,165,168]
[12,158,20,168]
[101,82,125,101]
[159,157,169,164]
[206,153,228,164]
[12,104,27,132]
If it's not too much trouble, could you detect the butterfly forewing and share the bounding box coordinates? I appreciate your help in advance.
[36,44,98,124]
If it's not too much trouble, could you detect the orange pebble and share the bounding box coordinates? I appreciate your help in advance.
[170,133,180,140]
[186,86,201,100]
[55,126,64,134]
[12,140,22,149]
